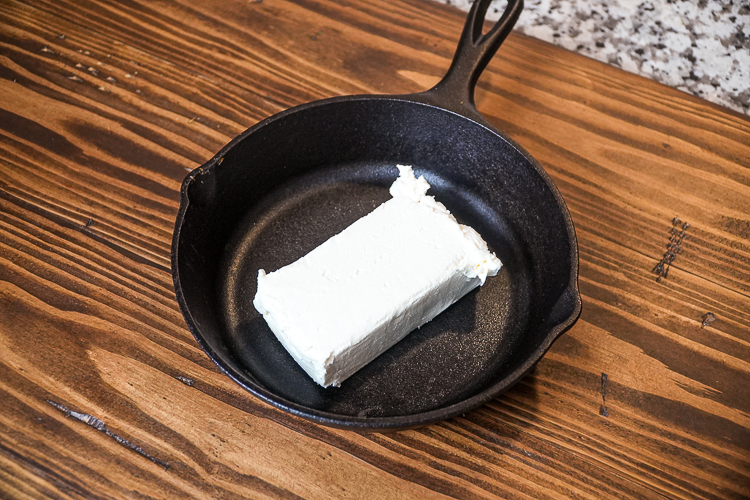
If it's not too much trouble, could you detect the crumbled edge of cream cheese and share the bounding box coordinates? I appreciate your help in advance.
[390,165,501,284]
[389,165,451,215]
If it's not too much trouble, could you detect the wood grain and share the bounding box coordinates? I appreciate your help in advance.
[1,0,748,498]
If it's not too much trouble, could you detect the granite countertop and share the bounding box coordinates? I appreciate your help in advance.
[435,0,749,116]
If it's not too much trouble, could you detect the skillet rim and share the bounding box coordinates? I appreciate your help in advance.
[171,93,582,430]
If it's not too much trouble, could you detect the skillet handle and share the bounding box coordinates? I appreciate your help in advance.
[422,0,523,119]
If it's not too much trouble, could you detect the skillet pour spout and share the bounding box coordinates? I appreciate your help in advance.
[172,0,581,430]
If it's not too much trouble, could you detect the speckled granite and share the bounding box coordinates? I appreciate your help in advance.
[436,0,750,116]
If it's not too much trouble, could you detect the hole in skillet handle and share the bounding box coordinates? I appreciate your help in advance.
[415,0,524,121]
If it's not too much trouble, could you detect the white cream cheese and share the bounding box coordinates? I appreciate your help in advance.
[253,165,502,387]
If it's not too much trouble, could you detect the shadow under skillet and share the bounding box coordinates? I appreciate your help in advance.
[219,164,530,418]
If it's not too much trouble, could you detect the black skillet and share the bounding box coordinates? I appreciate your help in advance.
[172,0,581,430]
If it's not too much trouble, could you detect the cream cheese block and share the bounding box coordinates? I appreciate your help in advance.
[253,165,502,387]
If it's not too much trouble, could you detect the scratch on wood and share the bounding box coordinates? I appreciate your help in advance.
[46,400,170,470]
[599,372,609,417]
[653,217,689,282]
[84,218,95,228]
[701,312,717,328]
[176,375,194,386]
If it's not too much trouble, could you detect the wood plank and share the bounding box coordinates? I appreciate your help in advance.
[0,0,749,498]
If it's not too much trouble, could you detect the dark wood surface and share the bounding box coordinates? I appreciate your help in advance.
[1,0,749,498]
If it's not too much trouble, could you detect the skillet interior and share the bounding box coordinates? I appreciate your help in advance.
[174,97,579,427]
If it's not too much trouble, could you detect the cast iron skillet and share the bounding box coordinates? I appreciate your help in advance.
[172,0,581,430]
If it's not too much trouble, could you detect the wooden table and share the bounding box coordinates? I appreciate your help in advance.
[1,0,749,498]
